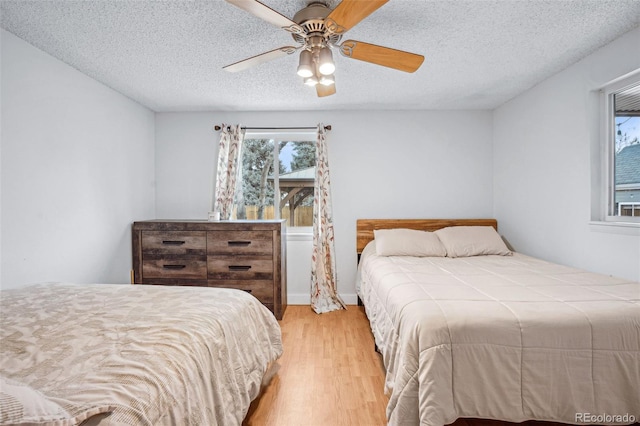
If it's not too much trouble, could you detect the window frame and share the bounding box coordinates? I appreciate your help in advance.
[242,130,317,232]
[600,71,640,224]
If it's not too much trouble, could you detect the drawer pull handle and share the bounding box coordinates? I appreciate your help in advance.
[162,240,186,245]
[228,240,251,246]
[163,264,186,270]
[228,265,251,271]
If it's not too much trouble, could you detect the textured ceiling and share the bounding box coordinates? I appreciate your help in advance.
[1,0,639,112]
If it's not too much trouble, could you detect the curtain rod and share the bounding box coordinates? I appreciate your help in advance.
[214,125,331,132]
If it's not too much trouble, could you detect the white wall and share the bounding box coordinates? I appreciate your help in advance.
[4,23,635,300]
[1,30,156,289]
[493,27,640,281]
[155,110,494,303]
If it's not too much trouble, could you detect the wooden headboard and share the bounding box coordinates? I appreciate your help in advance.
[356,218,498,254]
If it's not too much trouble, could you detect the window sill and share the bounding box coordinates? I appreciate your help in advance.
[286,232,313,241]
[589,221,640,235]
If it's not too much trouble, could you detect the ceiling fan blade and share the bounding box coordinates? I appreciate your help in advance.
[339,40,424,73]
[325,0,389,35]
[225,0,304,34]
[223,46,299,72]
[316,84,336,97]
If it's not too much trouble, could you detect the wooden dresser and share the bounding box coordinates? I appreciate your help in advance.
[132,220,287,319]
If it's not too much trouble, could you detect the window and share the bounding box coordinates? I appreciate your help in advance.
[602,73,640,222]
[231,131,316,228]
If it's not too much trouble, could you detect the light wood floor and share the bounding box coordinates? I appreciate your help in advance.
[244,305,389,426]
[244,305,634,426]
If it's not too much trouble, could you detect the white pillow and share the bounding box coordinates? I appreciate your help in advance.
[374,228,446,257]
[0,375,113,426]
[434,226,512,258]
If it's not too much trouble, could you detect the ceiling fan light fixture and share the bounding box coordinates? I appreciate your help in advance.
[223,0,424,98]
[317,47,335,76]
[297,50,314,78]
[319,73,335,86]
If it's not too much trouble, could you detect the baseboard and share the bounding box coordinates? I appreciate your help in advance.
[287,293,358,305]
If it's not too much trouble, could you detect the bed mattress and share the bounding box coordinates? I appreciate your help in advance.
[357,242,640,425]
[0,283,283,425]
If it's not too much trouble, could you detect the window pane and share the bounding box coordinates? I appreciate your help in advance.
[231,135,316,226]
[233,138,276,220]
[612,84,640,218]
[279,141,316,227]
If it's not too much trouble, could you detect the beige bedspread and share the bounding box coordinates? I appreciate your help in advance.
[0,283,283,425]
[357,242,640,425]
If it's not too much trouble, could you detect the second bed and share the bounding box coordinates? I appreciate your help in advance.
[356,219,640,425]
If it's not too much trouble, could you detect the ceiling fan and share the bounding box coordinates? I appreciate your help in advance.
[223,0,425,97]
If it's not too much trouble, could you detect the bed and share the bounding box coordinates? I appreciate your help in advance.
[0,282,283,426]
[356,219,640,426]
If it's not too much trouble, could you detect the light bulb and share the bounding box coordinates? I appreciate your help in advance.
[297,50,313,78]
[319,74,335,86]
[304,75,319,86]
[318,47,335,76]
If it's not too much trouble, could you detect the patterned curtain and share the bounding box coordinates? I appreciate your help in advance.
[213,124,244,220]
[310,124,346,314]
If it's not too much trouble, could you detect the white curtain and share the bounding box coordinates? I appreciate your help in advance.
[310,124,346,314]
[213,124,244,220]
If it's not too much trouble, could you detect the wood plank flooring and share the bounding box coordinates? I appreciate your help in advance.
[243,305,636,426]
[244,305,389,426]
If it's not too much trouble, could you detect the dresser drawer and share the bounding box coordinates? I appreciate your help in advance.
[207,280,274,304]
[208,257,273,280]
[207,231,273,256]
[141,231,206,255]
[142,259,207,279]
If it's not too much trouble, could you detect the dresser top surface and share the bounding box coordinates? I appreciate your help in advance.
[135,219,286,224]
[132,219,286,231]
